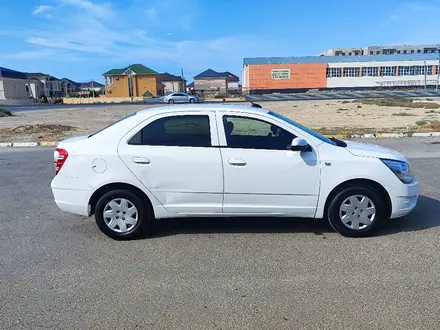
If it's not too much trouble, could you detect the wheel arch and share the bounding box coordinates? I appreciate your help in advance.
[89,182,154,216]
[323,178,392,219]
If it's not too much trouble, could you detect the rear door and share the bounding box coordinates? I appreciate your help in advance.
[118,111,223,214]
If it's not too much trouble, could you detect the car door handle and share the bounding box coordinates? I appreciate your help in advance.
[132,157,150,165]
[228,158,247,166]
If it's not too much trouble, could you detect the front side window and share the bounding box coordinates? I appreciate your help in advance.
[129,115,211,147]
[223,116,295,150]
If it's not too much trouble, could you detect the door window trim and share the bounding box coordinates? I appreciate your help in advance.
[221,114,297,151]
[123,111,220,148]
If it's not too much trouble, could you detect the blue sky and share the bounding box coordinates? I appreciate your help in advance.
[1,0,440,82]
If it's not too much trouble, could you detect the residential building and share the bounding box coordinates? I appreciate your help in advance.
[160,72,185,93]
[242,53,440,94]
[0,67,29,102]
[319,44,440,56]
[103,64,163,97]
[80,81,104,93]
[61,78,81,95]
[193,69,240,94]
[26,73,62,98]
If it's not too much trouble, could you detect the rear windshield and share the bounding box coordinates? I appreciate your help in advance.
[88,112,137,137]
[268,111,336,145]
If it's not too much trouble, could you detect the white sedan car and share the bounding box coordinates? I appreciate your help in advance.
[51,104,419,239]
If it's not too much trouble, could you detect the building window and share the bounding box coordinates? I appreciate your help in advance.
[343,67,360,77]
[380,66,396,76]
[397,50,401,54]
[370,51,373,55]
[397,65,433,76]
[271,69,291,80]
[403,50,407,54]
[376,51,380,55]
[105,76,114,85]
[399,66,411,76]
[361,67,378,76]
[411,50,415,54]
[417,49,421,53]
[326,68,342,78]
[348,52,352,55]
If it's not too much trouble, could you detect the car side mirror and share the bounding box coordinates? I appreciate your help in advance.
[290,138,312,152]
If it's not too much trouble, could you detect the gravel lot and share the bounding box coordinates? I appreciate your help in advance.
[1,138,440,329]
[1,99,440,142]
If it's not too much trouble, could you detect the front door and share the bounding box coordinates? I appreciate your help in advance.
[218,113,320,217]
[118,111,223,214]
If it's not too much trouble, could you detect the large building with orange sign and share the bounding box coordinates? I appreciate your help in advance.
[242,53,440,94]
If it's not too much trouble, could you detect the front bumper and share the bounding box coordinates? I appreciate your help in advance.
[389,180,419,219]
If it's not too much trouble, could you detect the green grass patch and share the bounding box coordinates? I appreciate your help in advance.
[0,108,13,117]
[392,112,415,116]
[416,120,428,126]
[341,100,350,104]
[425,110,440,114]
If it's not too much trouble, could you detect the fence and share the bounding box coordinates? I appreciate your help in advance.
[62,96,145,104]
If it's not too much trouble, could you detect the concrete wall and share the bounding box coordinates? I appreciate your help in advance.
[194,78,227,92]
[227,81,239,90]
[246,63,328,91]
[163,81,184,93]
[0,78,28,99]
[63,96,144,104]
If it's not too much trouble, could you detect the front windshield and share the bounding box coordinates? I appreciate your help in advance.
[268,111,336,145]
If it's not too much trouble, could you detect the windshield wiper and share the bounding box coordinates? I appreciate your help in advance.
[330,137,347,148]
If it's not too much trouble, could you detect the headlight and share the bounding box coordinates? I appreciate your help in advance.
[381,159,414,184]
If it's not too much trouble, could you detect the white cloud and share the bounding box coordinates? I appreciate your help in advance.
[62,0,114,19]
[32,5,52,15]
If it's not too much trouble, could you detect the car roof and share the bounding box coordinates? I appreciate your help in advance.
[137,104,269,116]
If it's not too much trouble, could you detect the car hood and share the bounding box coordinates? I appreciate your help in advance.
[344,140,407,162]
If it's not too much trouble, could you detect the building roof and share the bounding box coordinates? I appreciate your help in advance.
[26,73,60,81]
[160,72,183,82]
[0,67,27,79]
[80,80,104,87]
[243,53,440,66]
[103,64,158,75]
[61,78,80,85]
[194,69,239,81]
[187,82,194,88]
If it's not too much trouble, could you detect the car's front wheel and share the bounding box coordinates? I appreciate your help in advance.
[95,189,152,240]
[168,99,175,104]
[327,185,387,237]
[189,98,195,103]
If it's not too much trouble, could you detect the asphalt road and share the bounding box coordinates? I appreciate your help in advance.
[1,138,440,329]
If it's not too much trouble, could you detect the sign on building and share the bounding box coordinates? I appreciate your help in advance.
[271,69,291,80]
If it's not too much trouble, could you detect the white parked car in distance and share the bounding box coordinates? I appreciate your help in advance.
[163,92,200,104]
[51,104,419,239]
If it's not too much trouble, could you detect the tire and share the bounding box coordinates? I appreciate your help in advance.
[95,189,152,240]
[327,185,387,237]
[168,99,175,104]
[189,98,195,103]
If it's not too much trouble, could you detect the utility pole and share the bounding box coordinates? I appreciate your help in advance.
[92,80,95,98]
[437,58,440,91]
[181,68,186,92]
[424,61,427,90]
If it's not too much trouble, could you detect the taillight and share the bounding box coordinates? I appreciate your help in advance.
[54,148,68,175]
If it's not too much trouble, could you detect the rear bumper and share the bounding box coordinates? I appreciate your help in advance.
[51,176,93,216]
[390,180,419,219]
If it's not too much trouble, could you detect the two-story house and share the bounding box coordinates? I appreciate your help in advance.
[103,64,163,97]
[160,72,185,94]
[193,69,240,94]
[26,73,63,98]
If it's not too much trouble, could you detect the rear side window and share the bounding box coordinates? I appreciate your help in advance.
[129,115,211,147]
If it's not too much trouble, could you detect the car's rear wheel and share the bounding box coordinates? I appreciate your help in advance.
[95,189,152,240]
[168,99,175,104]
[189,98,195,103]
[327,185,387,237]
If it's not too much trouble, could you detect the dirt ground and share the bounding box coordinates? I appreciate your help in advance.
[1,99,440,142]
